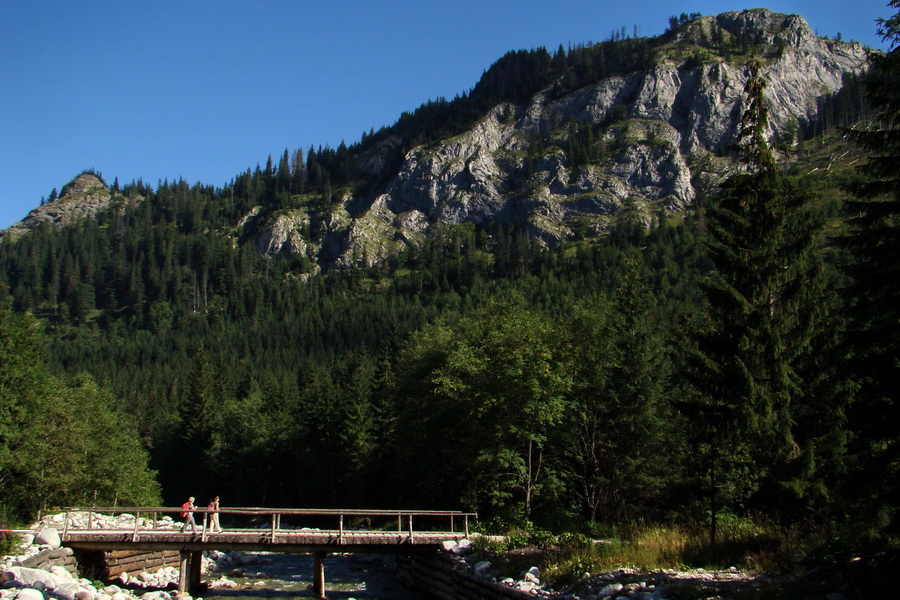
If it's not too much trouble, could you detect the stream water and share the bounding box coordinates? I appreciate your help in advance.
[200,552,427,600]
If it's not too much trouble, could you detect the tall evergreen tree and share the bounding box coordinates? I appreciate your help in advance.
[689,58,842,529]
[842,0,900,535]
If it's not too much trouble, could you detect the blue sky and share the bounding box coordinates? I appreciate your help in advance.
[1,0,892,229]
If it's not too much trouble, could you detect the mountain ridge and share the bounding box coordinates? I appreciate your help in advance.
[2,9,870,273]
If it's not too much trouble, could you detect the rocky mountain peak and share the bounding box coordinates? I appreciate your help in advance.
[1,172,115,242]
[59,172,107,200]
[715,9,815,46]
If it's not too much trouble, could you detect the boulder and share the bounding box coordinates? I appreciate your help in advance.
[473,561,492,576]
[32,531,59,550]
[450,539,472,554]
[596,582,624,598]
[47,567,71,581]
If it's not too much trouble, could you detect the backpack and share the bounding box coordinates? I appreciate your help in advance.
[181,501,191,518]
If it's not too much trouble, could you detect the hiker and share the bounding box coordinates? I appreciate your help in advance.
[180,496,197,533]
[207,496,222,532]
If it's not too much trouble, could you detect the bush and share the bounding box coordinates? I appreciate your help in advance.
[470,534,508,558]
[0,532,23,556]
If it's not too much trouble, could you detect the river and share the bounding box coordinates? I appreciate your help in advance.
[200,552,428,600]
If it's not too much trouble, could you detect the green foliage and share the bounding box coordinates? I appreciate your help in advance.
[840,0,900,537]
[0,302,159,522]
[0,532,23,555]
[687,59,848,531]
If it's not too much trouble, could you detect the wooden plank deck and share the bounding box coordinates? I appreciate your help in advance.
[61,528,467,553]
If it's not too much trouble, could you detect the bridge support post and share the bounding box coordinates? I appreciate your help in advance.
[190,551,203,594]
[313,552,327,599]
[178,551,191,595]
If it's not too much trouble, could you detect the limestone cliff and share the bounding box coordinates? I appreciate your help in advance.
[312,9,867,268]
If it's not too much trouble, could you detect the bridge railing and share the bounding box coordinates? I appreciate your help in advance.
[58,507,477,544]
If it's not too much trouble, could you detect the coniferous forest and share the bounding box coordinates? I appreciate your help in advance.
[2,4,899,583]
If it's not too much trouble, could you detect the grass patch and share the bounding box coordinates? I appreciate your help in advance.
[488,517,807,588]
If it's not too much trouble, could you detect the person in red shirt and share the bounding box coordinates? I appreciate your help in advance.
[180,496,197,533]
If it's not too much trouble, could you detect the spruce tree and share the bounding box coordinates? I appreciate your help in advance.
[690,58,841,529]
[842,0,900,535]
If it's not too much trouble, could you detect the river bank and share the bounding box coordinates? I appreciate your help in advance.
[3,512,871,600]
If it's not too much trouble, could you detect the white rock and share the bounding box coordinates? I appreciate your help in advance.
[596,583,624,598]
[515,581,537,592]
[450,539,472,555]
[48,567,72,581]
[31,531,59,550]
[14,590,44,600]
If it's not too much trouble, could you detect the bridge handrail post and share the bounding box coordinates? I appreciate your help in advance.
[397,513,401,533]
[270,513,276,543]
[408,515,413,541]
[202,512,209,542]
[465,515,469,538]
[132,513,139,542]
[450,514,454,533]
[64,512,70,538]
[339,514,344,544]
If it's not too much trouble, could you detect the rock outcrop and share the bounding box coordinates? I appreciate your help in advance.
[324,9,867,267]
[1,174,116,243]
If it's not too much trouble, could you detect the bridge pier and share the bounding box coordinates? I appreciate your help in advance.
[313,552,327,599]
[178,551,190,595]
[177,550,204,595]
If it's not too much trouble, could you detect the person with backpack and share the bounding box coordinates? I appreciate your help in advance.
[180,496,197,533]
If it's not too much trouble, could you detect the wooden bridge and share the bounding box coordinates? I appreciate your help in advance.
[55,506,477,599]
